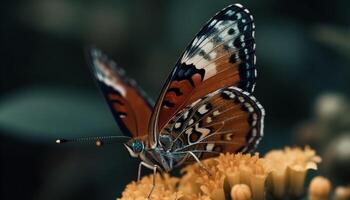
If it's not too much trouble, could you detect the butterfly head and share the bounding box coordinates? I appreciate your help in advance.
[124,139,145,158]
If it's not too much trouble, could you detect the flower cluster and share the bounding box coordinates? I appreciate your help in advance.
[117,146,348,200]
[179,153,270,200]
[118,173,180,200]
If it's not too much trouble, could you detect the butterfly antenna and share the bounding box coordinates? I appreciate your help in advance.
[55,135,131,147]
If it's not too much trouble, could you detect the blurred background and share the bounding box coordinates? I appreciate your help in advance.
[1,0,349,199]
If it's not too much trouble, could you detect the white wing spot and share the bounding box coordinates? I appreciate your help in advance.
[238,96,245,102]
[225,133,233,141]
[244,102,254,113]
[209,19,217,27]
[252,119,257,126]
[198,104,210,114]
[96,73,127,97]
[183,110,189,119]
[195,123,210,137]
[202,42,214,53]
[206,117,212,123]
[252,113,258,120]
[209,51,217,59]
[226,10,235,16]
[206,143,215,151]
[223,90,236,99]
[185,128,193,135]
[213,110,221,116]
[248,106,254,113]
[174,122,181,129]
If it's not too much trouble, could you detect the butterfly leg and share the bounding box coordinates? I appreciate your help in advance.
[147,165,158,199]
[186,151,211,176]
[138,161,153,181]
[137,162,144,182]
[137,162,160,199]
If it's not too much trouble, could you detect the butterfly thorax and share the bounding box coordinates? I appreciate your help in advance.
[123,136,171,172]
[139,147,170,172]
[136,134,184,172]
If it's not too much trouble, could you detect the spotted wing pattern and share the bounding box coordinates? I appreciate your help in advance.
[159,86,264,166]
[88,48,153,138]
[150,4,257,144]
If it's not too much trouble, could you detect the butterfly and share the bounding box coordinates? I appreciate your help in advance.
[57,3,264,196]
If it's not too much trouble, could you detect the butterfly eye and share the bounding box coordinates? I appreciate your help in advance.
[131,140,144,153]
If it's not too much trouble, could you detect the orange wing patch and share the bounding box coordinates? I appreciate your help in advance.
[89,48,153,138]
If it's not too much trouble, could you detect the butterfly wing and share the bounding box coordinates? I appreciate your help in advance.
[160,86,264,166]
[88,48,153,138]
[149,4,257,145]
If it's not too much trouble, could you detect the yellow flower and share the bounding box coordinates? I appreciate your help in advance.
[214,153,270,200]
[117,174,180,200]
[117,146,324,200]
[264,146,322,198]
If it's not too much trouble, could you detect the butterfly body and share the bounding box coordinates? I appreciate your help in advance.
[84,4,264,174]
[124,136,184,172]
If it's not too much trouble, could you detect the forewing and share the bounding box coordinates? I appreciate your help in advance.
[160,86,264,165]
[88,48,153,138]
[150,4,257,144]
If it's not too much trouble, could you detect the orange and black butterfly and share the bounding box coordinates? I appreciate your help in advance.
[57,3,264,187]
